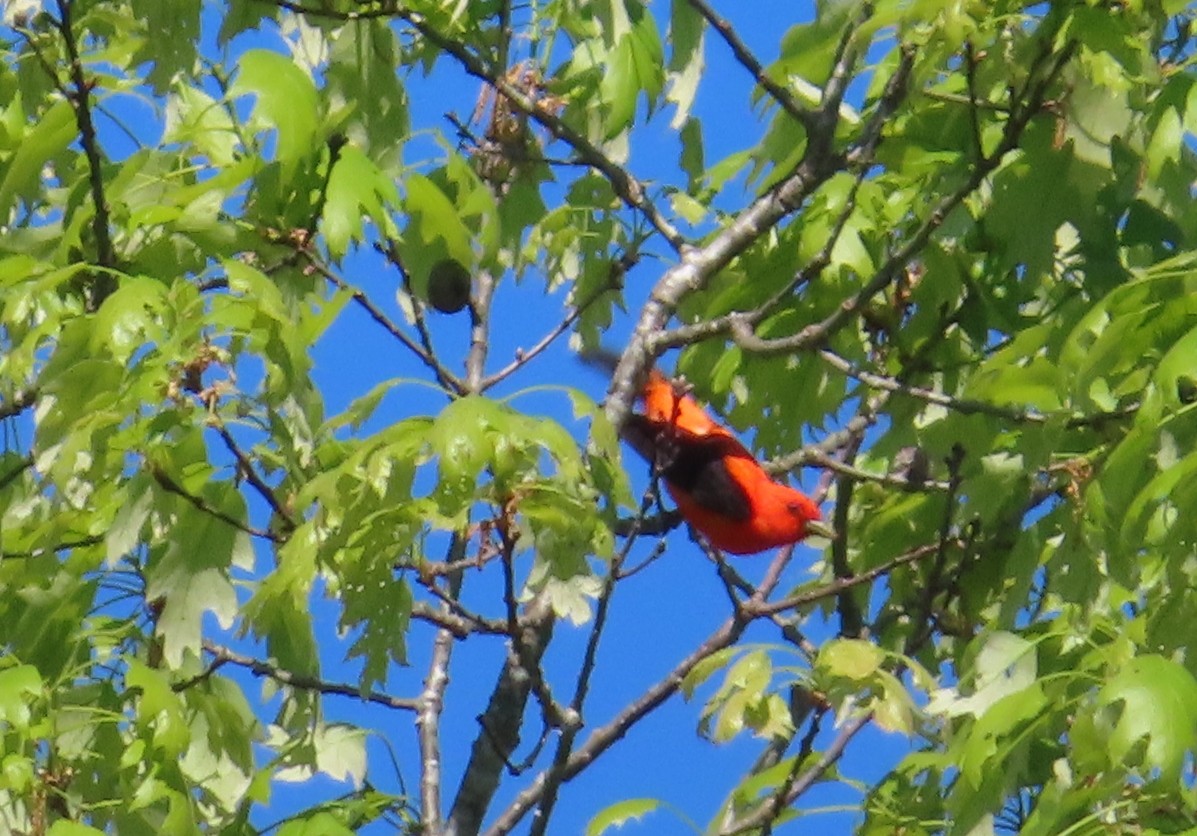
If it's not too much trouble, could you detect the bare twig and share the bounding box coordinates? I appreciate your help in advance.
[481,257,631,390]
[744,540,953,619]
[685,0,813,131]
[721,713,872,835]
[212,423,295,533]
[184,640,421,711]
[412,591,508,637]
[301,253,465,395]
[487,544,794,835]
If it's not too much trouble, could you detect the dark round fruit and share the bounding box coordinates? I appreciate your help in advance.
[427,259,471,314]
[1178,375,1197,405]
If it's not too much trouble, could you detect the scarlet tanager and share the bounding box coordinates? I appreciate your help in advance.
[620,369,826,555]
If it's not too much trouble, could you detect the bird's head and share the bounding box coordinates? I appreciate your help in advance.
[786,495,832,540]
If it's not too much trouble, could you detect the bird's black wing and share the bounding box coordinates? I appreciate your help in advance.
[621,414,753,522]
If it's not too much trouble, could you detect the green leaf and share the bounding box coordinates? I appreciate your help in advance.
[678,117,705,192]
[164,84,240,167]
[277,722,367,786]
[927,632,1037,719]
[231,49,320,172]
[681,647,739,699]
[0,664,42,733]
[818,638,884,681]
[276,813,357,836]
[323,144,399,258]
[0,98,77,220]
[126,659,190,755]
[106,478,153,567]
[666,0,704,128]
[1092,655,1197,785]
[600,36,638,138]
[586,797,663,836]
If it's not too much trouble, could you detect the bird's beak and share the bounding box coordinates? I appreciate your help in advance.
[804,520,836,541]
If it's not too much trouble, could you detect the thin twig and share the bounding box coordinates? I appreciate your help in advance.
[302,253,465,395]
[684,0,813,131]
[721,713,872,835]
[487,540,794,835]
[1,535,105,561]
[212,423,295,533]
[481,258,631,390]
[723,40,1075,357]
[184,640,421,711]
[148,463,280,542]
[744,541,952,619]
[654,165,869,350]
[376,240,444,382]
[412,590,508,637]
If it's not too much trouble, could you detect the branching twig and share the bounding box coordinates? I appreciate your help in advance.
[487,543,794,835]
[744,540,954,619]
[265,0,685,252]
[412,591,508,637]
[527,498,643,835]
[301,252,465,395]
[481,257,632,390]
[653,165,869,351]
[724,40,1075,358]
[721,713,872,835]
[183,640,421,711]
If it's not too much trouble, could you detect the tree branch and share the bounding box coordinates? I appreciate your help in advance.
[486,545,795,835]
[267,0,686,252]
[54,0,117,307]
[448,597,555,836]
[723,38,1075,357]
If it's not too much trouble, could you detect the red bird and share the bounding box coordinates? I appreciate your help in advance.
[621,369,825,555]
